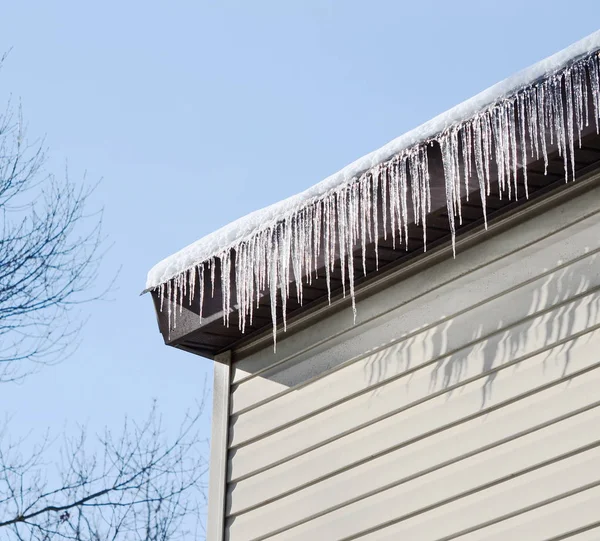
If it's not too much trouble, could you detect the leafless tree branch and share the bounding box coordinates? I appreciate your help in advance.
[0,63,207,540]
[0,401,208,540]
[0,97,111,382]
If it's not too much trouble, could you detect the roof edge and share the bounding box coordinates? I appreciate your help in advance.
[146,30,600,292]
[147,32,600,349]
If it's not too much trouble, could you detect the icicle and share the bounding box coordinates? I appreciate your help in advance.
[372,171,379,270]
[239,242,248,332]
[387,165,397,249]
[419,145,431,246]
[501,104,512,199]
[351,182,358,251]
[255,231,264,309]
[248,238,256,326]
[235,246,242,331]
[306,207,314,285]
[243,243,250,330]
[198,264,205,323]
[182,270,187,311]
[557,75,569,182]
[424,144,432,214]
[269,228,279,350]
[565,69,576,181]
[171,275,178,330]
[359,178,367,276]
[247,238,255,327]
[483,114,492,196]
[189,266,196,305]
[518,93,529,199]
[347,209,357,322]
[177,273,183,321]
[177,273,183,317]
[279,223,289,332]
[380,165,388,242]
[364,175,373,244]
[220,251,232,327]
[580,63,589,131]
[314,201,322,278]
[537,84,549,175]
[393,158,405,248]
[304,209,312,287]
[508,101,519,199]
[590,54,600,134]
[452,129,463,224]
[289,216,300,306]
[409,154,419,231]
[324,198,332,304]
[210,258,216,298]
[473,116,488,228]
[399,156,409,249]
[339,190,349,297]
[527,89,540,161]
[460,125,471,202]
[545,81,555,149]
[166,279,172,336]
[440,133,457,256]
[290,217,299,302]
[173,275,178,329]
[329,196,337,277]
[159,283,165,313]
[297,213,303,289]
[241,241,252,334]
[573,65,584,148]
[491,107,503,198]
[344,183,358,321]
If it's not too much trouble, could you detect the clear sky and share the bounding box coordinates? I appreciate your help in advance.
[1,0,599,529]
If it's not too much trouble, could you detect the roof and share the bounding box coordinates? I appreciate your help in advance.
[146,30,600,358]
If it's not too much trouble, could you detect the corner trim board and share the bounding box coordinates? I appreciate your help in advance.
[207,350,232,541]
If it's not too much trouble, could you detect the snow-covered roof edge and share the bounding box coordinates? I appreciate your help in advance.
[146,30,600,292]
[147,30,600,349]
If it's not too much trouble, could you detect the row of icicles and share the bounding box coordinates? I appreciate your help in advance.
[157,51,600,348]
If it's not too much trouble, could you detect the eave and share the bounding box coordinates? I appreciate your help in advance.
[151,128,600,360]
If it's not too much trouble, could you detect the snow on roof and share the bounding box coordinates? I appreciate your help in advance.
[146,30,600,293]
[146,30,600,348]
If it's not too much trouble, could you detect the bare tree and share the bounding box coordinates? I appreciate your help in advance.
[0,99,106,383]
[0,80,208,539]
[0,402,208,540]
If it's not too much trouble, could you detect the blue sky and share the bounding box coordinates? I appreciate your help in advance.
[1,0,599,527]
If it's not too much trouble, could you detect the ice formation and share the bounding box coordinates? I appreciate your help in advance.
[147,33,600,348]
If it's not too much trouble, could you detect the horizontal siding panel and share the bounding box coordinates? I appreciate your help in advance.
[230,189,600,388]
[454,486,600,541]
[229,296,600,479]
[229,367,600,516]
[227,405,600,540]
[296,446,600,541]
[552,526,600,541]
[230,250,600,446]
[225,186,600,541]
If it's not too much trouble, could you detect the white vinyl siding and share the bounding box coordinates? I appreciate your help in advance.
[222,179,600,541]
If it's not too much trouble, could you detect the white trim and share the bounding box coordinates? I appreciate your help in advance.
[206,350,231,541]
